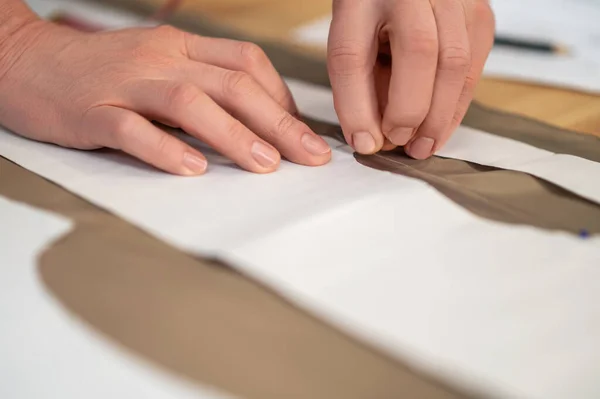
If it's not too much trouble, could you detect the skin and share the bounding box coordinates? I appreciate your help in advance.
[328,0,495,159]
[0,0,495,176]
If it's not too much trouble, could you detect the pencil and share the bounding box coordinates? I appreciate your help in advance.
[494,35,569,55]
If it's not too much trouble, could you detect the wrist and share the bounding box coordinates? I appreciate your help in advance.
[0,3,44,84]
[0,1,39,40]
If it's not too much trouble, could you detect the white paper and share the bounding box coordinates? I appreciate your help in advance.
[292,15,332,47]
[439,127,600,205]
[482,49,600,94]
[0,128,426,254]
[285,78,600,205]
[484,0,600,93]
[0,196,234,399]
[3,1,600,393]
[226,188,600,399]
[2,109,600,399]
[291,0,600,94]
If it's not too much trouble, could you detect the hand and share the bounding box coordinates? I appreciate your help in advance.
[327,0,495,158]
[0,22,332,175]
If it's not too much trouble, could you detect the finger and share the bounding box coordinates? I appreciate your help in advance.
[154,118,179,128]
[183,34,298,114]
[381,138,397,152]
[374,45,392,116]
[86,105,207,176]
[187,63,331,166]
[405,0,471,160]
[327,1,383,154]
[374,49,396,152]
[448,0,495,133]
[381,1,439,147]
[123,79,281,173]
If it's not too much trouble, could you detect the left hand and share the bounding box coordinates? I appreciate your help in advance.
[327,0,495,158]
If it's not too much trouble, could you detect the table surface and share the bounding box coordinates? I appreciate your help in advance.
[139,0,600,138]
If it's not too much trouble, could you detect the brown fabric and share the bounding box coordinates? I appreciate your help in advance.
[0,158,470,399]
[2,4,600,399]
[357,151,600,234]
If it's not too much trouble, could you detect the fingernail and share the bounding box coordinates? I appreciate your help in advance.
[182,152,207,175]
[251,141,279,168]
[387,127,414,146]
[409,137,435,159]
[351,132,376,153]
[301,133,331,155]
[381,140,397,152]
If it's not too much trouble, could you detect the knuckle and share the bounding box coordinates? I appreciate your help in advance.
[473,0,496,30]
[237,41,269,69]
[154,131,173,155]
[152,24,181,39]
[389,106,430,128]
[272,112,298,139]
[222,70,256,98]
[130,42,153,61]
[113,113,137,137]
[144,25,186,56]
[274,88,296,110]
[474,0,493,19]
[112,113,139,148]
[463,73,479,90]
[439,46,471,73]
[130,26,183,61]
[181,30,200,56]
[167,82,202,110]
[224,120,249,142]
[327,40,371,76]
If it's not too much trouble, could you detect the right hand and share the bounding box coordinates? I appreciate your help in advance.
[0,21,332,175]
[327,0,495,158]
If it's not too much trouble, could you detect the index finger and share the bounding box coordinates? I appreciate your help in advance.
[184,34,298,114]
[327,2,384,154]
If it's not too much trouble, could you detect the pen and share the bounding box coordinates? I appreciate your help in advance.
[494,35,569,55]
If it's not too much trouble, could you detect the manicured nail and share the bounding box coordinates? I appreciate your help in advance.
[351,131,376,153]
[409,137,435,159]
[387,127,414,146]
[182,152,207,175]
[301,133,331,155]
[251,141,279,168]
